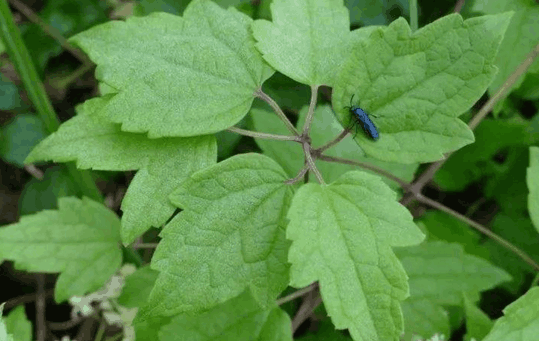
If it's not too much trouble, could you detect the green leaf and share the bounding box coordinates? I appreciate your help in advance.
[261,72,311,112]
[159,290,292,341]
[332,13,512,163]
[463,293,493,341]
[1,114,47,167]
[0,305,14,341]
[0,197,122,302]
[252,0,350,86]
[298,320,352,341]
[251,105,418,187]
[420,211,488,259]
[483,287,539,341]
[473,0,539,94]
[118,266,159,308]
[134,0,186,15]
[25,96,217,245]
[486,147,531,216]
[400,298,449,341]
[483,213,539,292]
[528,146,539,233]
[142,153,293,317]
[346,0,409,26]
[22,0,108,72]
[4,306,31,341]
[249,107,303,178]
[435,117,539,191]
[70,0,274,137]
[396,241,511,339]
[397,241,511,306]
[515,72,539,100]
[117,266,171,340]
[0,77,21,110]
[287,171,424,340]
[19,167,79,215]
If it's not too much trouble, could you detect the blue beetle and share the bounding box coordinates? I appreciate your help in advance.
[344,95,379,140]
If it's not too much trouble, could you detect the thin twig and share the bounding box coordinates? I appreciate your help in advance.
[303,142,324,185]
[302,85,319,136]
[285,166,309,185]
[317,154,410,189]
[416,193,539,272]
[401,42,539,206]
[227,126,302,142]
[4,290,54,309]
[254,89,299,136]
[48,314,88,330]
[35,274,46,341]
[291,287,322,332]
[24,164,44,179]
[453,0,466,13]
[94,318,107,341]
[315,128,350,155]
[8,0,91,64]
[132,243,159,249]
[277,283,318,305]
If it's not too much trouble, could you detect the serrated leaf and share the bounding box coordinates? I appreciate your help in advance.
[473,0,539,94]
[332,13,512,163]
[26,96,217,245]
[1,114,47,167]
[0,305,14,341]
[287,171,424,340]
[70,0,274,138]
[396,241,511,339]
[252,0,350,86]
[0,197,122,302]
[159,290,292,341]
[4,306,31,341]
[142,153,293,317]
[463,293,493,341]
[528,146,539,233]
[483,287,539,341]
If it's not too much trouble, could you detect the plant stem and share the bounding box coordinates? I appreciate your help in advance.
[301,85,319,136]
[277,283,318,306]
[417,193,539,272]
[8,0,91,64]
[285,165,309,185]
[317,154,410,188]
[409,0,418,32]
[227,126,302,142]
[303,142,324,185]
[314,128,350,155]
[255,89,299,136]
